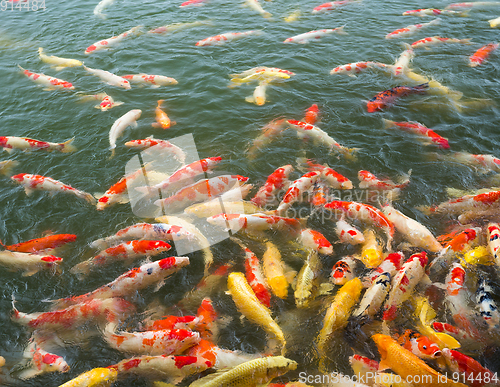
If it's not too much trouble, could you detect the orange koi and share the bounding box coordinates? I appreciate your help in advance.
[153,99,175,129]
[382,119,450,149]
[304,104,319,124]
[0,234,76,253]
[367,83,429,112]
[469,42,498,67]
[398,329,442,359]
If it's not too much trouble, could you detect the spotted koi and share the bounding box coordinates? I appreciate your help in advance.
[122,73,178,87]
[411,36,472,49]
[298,228,333,255]
[367,83,429,112]
[469,42,499,67]
[251,165,294,208]
[85,25,142,54]
[476,278,500,328]
[206,213,305,234]
[195,30,263,46]
[363,251,404,285]
[299,158,353,189]
[17,65,74,90]
[386,18,441,39]
[334,219,365,245]
[402,8,467,16]
[0,250,62,276]
[330,256,357,285]
[276,171,321,214]
[330,61,391,77]
[0,136,76,153]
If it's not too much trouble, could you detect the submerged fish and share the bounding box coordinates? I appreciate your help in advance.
[367,83,429,112]
[38,47,83,70]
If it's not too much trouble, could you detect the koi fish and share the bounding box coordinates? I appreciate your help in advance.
[207,213,305,234]
[428,151,500,173]
[284,9,301,22]
[386,18,441,39]
[251,165,294,208]
[295,251,322,308]
[12,297,134,330]
[330,256,357,285]
[245,79,269,105]
[330,61,391,77]
[372,334,468,387]
[304,104,319,124]
[104,323,200,355]
[262,241,289,299]
[109,109,142,157]
[237,241,271,307]
[148,20,213,34]
[180,0,206,6]
[441,348,500,387]
[392,45,415,76]
[360,229,385,268]
[83,65,131,89]
[276,171,321,214]
[381,204,443,253]
[125,136,186,163]
[121,74,178,87]
[0,160,18,175]
[287,119,358,160]
[58,367,117,387]
[490,16,500,27]
[244,0,272,18]
[246,117,288,160]
[71,240,172,276]
[0,234,76,253]
[20,342,70,379]
[298,228,333,255]
[469,42,499,67]
[358,170,410,191]
[38,47,82,71]
[487,223,500,267]
[298,158,353,189]
[93,0,114,18]
[283,26,347,44]
[52,256,190,309]
[85,26,143,54]
[76,92,124,111]
[195,30,263,46]
[0,250,62,276]
[402,8,467,16]
[152,100,175,129]
[349,354,379,384]
[411,36,472,49]
[11,173,96,204]
[397,329,442,359]
[430,190,500,215]
[227,272,286,352]
[229,70,290,86]
[383,251,428,321]
[96,168,146,211]
[476,278,500,328]
[0,136,76,153]
[366,83,429,113]
[353,272,391,318]
[363,251,404,285]
[334,219,365,245]
[446,1,500,9]
[312,0,355,13]
[17,65,74,90]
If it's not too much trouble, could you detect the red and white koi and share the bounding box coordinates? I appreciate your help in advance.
[381,204,443,253]
[429,151,500,173]
[251,165,294,208]
[195,30,263,46]
[349,354,379,383]
[287,119,358,160]
[0,136,76,153]
[121,73,178,88]
[71,240,172,276]
[109,109,142,157]
[446,1,500,9]
[324,201,395,248]
[469,42,499,67]
[432,322,479,347]
[246,118,288,160]
[0,250,62,276]
[283,26,347,44]
[382,251,428,321]
[330,256,357,285]
[397,329,442,359]
[52,256,190,309]
[245,79,269,106]
[386,18,441,39]
[20,342,70,379]
[299,158,353,190]
[206,213,305,234]
[17,65,74,90]
[38,47,83,71]
[430,190,500,215]
[330,61,391,77]
[244,0,272,18]
[402,8,467,16]
[104,323,200,356]
[392,45,415,76]
[125,136,186,164]
[12,297,134,330]
[304,104,319,124]
[335,219,365,245]
[96,168,145,211]
[487,223,500,267]
[382,119,449,149]
[85,26,143,54]
[363,251,404,285]
[154,175,248,211]
[83,65,131,89]
[441,348,500,387]
[181,0,206,6]
[353,272,391,318]
[298,228,334,255]
[476,278,500,328]
[241,244,271,307]
[0,234,76,253]
[312,0,355,13]
[276,171,321,214]
[358,170,410,191]
[77,92,123,111]
[411,36,472,49]
[11,173,96,204]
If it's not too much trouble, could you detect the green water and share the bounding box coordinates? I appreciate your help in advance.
[1,0,500,385]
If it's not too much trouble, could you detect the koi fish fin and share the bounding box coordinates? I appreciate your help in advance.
[244,95,255,104]
[117,195,130,204]
[109,148,116,159]
[70,259,93,277]
[151,85,161,88]
[336,25,348,35]
[54,66,66,71]
[22,268,40,277]
[114,101,124,107]
[3,148,14,154]
[0,160,18,175]
[18,367,44,380]
[60,138,77,153]
[24,187,35,196]
[154,279,166,292]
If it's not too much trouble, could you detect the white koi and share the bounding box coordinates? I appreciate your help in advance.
[334,219,365,245]
[93,0,114,19]
[330,61,391,77]
[283,26,347,44]
[393,45,415,76]
[0,136,76,153]
[0,250,62,277]
[148,20,213,34]
[83,65,131,89]
[196,30,263,46]
[244,0,272,18]
[245,79,269,106]
[353,272,391,318]
[85,26,143,54]
[386,18,441,39]
[109,109,142,157]
[446,1,500,9]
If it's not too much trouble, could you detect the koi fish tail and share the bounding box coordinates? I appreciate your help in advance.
[60,138,77,153]
[0,160,19,176]
[336,25,348,35]
[262,11,272,18]
[109,148,115,160]
[38,47,44,55]
[413,82,430,92]
[157,99,165,108]
[382,118,396,130]
[78,191,97,205]
[70,259,93,278]
[339,147,360,162]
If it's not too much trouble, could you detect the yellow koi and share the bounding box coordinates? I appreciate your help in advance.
[58,367,117,387]
[263,241,288,299]
[38,47,83,71]
[184,200,262,218]
[294,251,322,309]
[359,229,385,268]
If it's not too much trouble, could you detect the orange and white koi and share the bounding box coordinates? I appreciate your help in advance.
[195,30,263,46]
[238,242,271,307]
[363,251,404,285]
[0,234,76,253]
[251,165,294,208]
[324,201,395,248]
[430,151,500,173]
[287,119,358,160]
[12,297,134,330]
[152,99,175,129]
[469,42,499,67]
[0,250,62,276]
[411,36,472,49]
[58,367,117,387]
[446,1,500,9]
[83,65,131,89]
[402,8,467,16]
[244,0,272,18]
[398,329,442,359]
[476,278,500,328]
[299,158,353,190]
[367,83,429,112]
[262,241,289,299]
[383,119,449,147]
[71,240,172,276]
[330,256,357,285]
[349,354,379,384]
[383,251,428,321]
[246,117,288,160]
[20,341,70,379]
[109,109,142,157]
[125,136,186,164]
[52,256,190,309]
[276,171,321,214]
[386,18,441,39]
[96,168,145,211]
[38,47,82,71]
[180,0,206,6]
[312,0,355,13]
[85,26,143,54]
[330,61,391,77]
[353,272,391,318]
[108,354,209,383]
[121,73,178,87]
[392,45,415,76]
[154,175,248,211]
[441,348,500,387]
[358,170,410,191]
[298,228,333,255]
[245,79,269,106]
[334,219,365,245]
[90,223,194,250]
[207,212,304,234]
[303,104,319,124]
[11,173,96,204]
[487,223,500,267]
[283,26,347,44]
[430,190,500,215]
[381,204,443,253]
[17,65,74,90]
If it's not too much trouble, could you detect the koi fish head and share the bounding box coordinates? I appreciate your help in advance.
[399,329,442,359]
[11,173,27,183]
[120,79,132,90]
[331,260,352,284]
[366,100,385,113]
